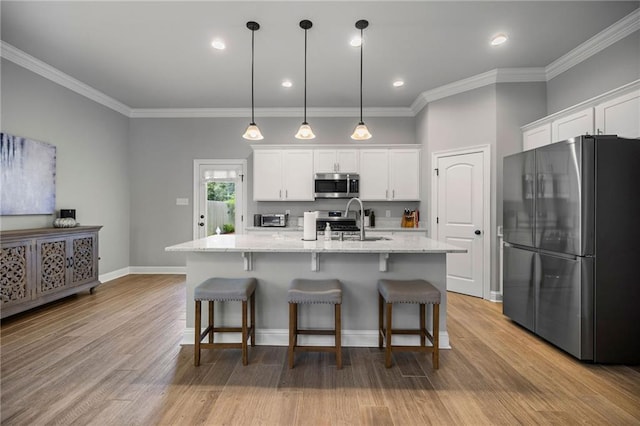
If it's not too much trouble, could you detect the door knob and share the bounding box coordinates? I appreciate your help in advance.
[474,229,482,235]
[198,222,205,227]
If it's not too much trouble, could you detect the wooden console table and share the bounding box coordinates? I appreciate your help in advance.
[1,226,102,319]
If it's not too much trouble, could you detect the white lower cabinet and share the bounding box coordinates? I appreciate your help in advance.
[253,149,313,201]
[359,148,420,201]
[595,90,640,138]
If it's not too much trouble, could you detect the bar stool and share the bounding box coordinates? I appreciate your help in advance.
[378,279,441,369]
[194,277,257,366]
[288,278,343,369]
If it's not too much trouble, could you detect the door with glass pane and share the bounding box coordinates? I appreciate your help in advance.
[194,160,246,239]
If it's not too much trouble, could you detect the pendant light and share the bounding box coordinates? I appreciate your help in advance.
[242,21,264,141]
[351,19,372,140]
[295,20,316,139]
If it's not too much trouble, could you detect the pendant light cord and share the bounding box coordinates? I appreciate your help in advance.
[359,26,363,124]
[303,27,308,123]
[251,28,255,124]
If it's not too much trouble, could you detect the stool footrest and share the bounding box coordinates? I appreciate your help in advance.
[293,345,340,353]
[295,329,336,336]
[199,342,243,350]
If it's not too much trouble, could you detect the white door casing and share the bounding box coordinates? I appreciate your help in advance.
[432,146,490,299]
[193,159,247,240]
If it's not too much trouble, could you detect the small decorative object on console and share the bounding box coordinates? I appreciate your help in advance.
[53,217,77,228]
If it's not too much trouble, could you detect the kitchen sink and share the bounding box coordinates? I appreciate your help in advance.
[339,235,391,241]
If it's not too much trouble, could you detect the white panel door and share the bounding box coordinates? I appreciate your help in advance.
[253,150,283,201]
[436,152,484,297]
[523,123,551,151]
[595,90,640,138]
[282,150,314,201]
[552,108,594,143]
[359,149,389,200]
[389,149,420,200]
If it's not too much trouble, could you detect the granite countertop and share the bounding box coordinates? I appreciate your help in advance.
[245,226,426,232]
[165,233,465,254]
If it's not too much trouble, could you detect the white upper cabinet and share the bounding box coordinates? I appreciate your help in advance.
[595,90,640,138]
[551,107,594,143]
[314,149,358,173]
[523,123,552,151]
[389,149,420,200]
[359,148,420,201]
[253,149,313,201]
[359,150,389,200]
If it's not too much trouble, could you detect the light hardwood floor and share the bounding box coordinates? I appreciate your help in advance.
[1,274,639,425]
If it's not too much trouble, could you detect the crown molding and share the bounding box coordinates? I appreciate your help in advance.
[546,8,640,80]
[1,41,131,117]
[129,106,414,118]
[410,67,546,114]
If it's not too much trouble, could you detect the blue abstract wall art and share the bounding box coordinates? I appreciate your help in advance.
[1,133,56,215]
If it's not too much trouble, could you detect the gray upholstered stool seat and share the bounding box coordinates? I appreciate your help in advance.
[194,277,257,367]
[378,279,441,369]
[288,278,343,369]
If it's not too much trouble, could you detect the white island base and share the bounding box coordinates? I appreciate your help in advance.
[166,234,466,349]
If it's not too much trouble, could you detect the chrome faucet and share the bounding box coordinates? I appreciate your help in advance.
[345,197,366,241]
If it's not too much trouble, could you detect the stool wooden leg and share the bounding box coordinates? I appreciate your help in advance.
[250,292,256,347]
[195,300,202,366]
[335,303,342,369]
[420,303,426,347]
[288,303,296,369]
[378,293,384,348]
[208,301,214,343]
[241,300,248,366]
[385,302,393,368]
[433,303,440,369]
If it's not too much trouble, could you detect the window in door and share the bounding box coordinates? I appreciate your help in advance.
[194,160,246,239]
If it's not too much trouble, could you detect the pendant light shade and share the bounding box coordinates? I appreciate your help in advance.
[351,19,372,140]
[243,21,263,141]
[295,19,315,140]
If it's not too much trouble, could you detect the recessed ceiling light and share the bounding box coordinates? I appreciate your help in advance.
[491,34,508,46]
[211,39,226,50]
[281,80,293,88]
[350,36,362,47]
[393,80,404,88]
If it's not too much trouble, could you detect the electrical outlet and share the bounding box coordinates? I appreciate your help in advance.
[385,210,391,217]
[285,209,291,215]
[176,198,189,206]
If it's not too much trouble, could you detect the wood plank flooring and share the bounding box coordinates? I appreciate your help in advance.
[2,274,639,425]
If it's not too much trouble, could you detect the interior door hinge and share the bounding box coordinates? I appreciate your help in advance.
[436,217,439,224]
[435,168,439,176]
[240,174,244,182]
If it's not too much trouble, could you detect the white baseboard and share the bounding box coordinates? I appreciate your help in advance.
[489,291,503,303]
[99,267,130,283]
[182,328,451,349]
[129,266,186,274]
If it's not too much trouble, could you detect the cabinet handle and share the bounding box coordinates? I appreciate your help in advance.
[392,189,395,199]
[385,189,388,199]
[285,189,288,199]
[335,162,339,172]
[279,189,282,199]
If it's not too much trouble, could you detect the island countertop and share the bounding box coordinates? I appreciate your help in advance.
[165,233,466,254]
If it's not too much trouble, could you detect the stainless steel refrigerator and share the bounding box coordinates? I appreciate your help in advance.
[502,135,640,363]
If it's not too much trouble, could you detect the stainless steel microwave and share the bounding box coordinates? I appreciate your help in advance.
[314,173,359,199]
[261,213,287,227]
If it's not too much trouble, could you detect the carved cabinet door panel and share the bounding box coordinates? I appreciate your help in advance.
[36,237,69,295]
[69,234,98,287]
[1,240,34,307]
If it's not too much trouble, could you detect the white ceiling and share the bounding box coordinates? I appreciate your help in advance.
[1,1,638,112]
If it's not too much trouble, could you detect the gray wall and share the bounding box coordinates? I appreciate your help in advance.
[1,59,131,274]
[128,115,416,267]
[417,82,548,293]
[547,31,640,114]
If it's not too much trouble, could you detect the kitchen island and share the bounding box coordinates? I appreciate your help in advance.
[166,233,465,348]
